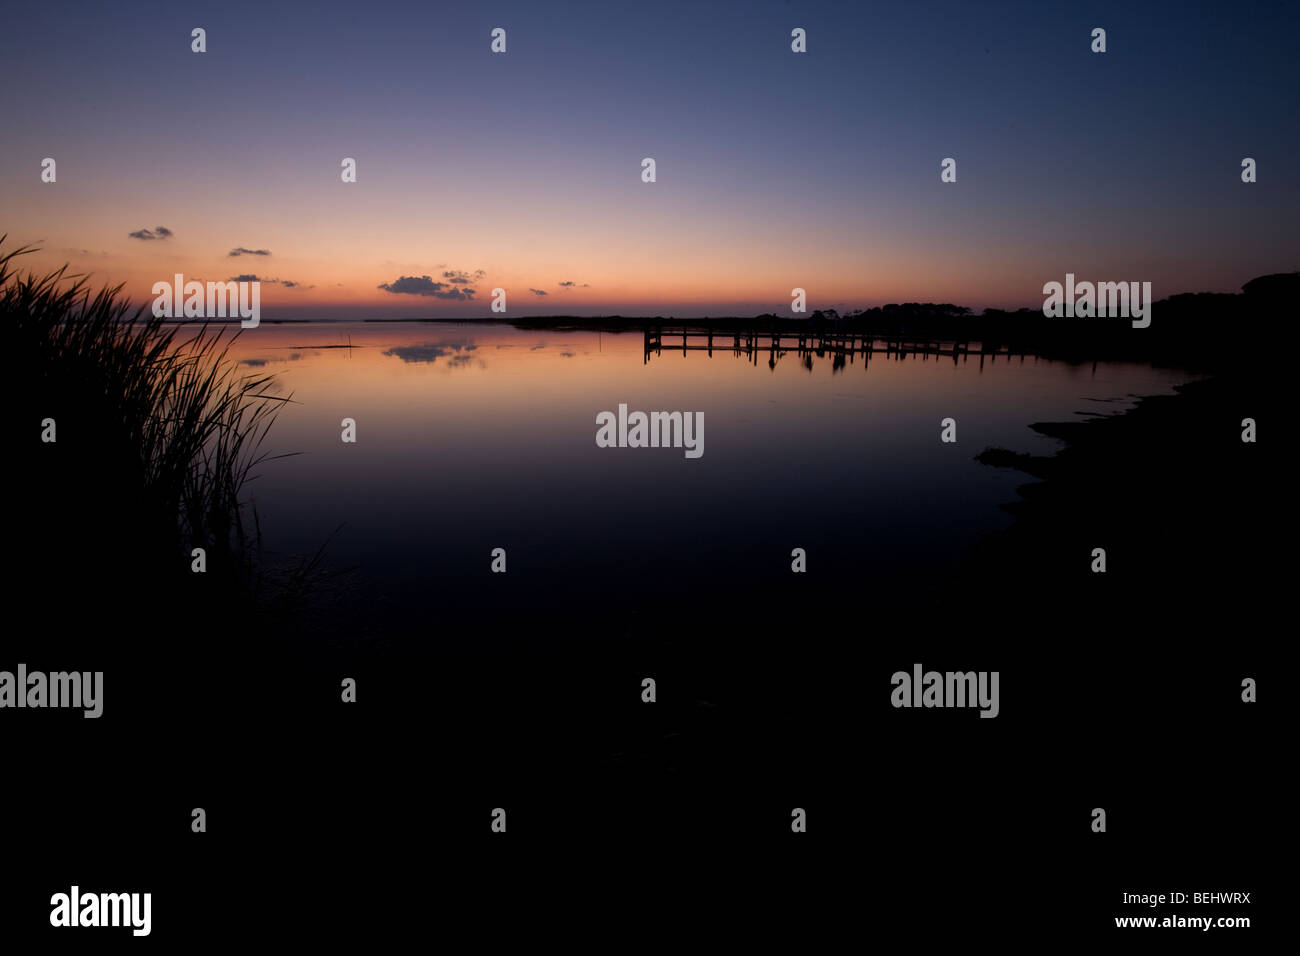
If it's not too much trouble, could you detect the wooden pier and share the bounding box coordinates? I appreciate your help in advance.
[642,326,1031,369]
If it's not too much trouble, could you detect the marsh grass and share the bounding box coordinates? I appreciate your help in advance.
[3,236,296,627]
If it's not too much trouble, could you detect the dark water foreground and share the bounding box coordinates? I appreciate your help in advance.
[8,353,1281,944]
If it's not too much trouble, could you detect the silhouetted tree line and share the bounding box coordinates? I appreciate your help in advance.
[695,273,1297,369]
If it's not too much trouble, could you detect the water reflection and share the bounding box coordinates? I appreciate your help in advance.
[383,339,481,367]
[217,320,1193,637]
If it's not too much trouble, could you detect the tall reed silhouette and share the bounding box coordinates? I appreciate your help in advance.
[3,236,292,617]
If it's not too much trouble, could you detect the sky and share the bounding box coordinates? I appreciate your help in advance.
[1,0,1297,318]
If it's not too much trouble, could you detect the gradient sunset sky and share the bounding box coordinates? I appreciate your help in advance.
[2,0,1297,318]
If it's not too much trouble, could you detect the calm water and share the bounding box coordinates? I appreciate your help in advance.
[224,321,1194,631]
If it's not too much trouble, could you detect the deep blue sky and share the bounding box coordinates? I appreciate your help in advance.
[2,0,1296,315]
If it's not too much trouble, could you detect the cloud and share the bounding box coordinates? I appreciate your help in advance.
[128,226,173,241]
[226,274,312,288]
[528,288,548,296]
[442,269,487,285]
[229,247,271,257]
[378,274,476,300]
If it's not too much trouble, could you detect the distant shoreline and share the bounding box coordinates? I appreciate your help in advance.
[148,274,1295,371]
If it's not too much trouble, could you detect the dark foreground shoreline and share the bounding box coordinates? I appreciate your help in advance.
[968,369,1277,620]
